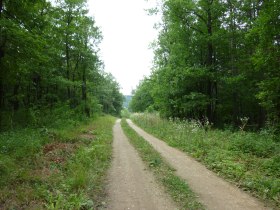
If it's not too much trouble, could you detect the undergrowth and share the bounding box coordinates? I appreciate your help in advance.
[0,110,115,209]
[121,119,204,210]
[131,113,280,208]
[0,102,101,132]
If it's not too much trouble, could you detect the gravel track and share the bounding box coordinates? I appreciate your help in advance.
[127,119,270,210]
[106,120,177,210]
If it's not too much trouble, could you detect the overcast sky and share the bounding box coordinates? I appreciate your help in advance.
[88,0,160,95]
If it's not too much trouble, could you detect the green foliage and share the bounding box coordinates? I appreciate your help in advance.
[229,133,278,158]
[121,119,204,209]
[131,113,280,207]
[121,109,131,118]
[0,0,123,127]
[94,72,124,116]
[0,114,115,209]
[129,77,154,112]
[249,1,280,126]
[130,0,280,130]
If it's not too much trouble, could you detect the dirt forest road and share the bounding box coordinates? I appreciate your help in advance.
[106,119,177,210]
[127,119,270,210]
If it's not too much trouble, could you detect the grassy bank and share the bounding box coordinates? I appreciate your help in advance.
[131,113,280,208]
[0,114,115,209]
[121,119,204,209]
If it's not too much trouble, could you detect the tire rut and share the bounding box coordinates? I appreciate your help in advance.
[127,119,270,210]
[106,119,177,210]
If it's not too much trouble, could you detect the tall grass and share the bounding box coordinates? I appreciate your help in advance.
[0,112,115,209]
[131,113,280,207]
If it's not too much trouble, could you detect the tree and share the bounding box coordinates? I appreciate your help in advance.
[250,0,280,127]
[129,77,154,112]
[0,0,123,129]
[131,0,279,129]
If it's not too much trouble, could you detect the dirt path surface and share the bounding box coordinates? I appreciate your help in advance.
[106,120,177,210]
[127,119,270,210]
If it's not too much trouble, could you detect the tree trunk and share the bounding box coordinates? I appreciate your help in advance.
[0,78,3,109]
[0,0,4,59]
[0,0,3,19]
[258,106,265,129]
[228,0,239,127]
[66,37,71,99]
[82,65,90,117]
[33,73,41,102]
[13,84,20,111]
[27,83,31,106]
[206,2,217,124]
[82,70,86,101]
[0,78,3,129]
[232,91,239,126]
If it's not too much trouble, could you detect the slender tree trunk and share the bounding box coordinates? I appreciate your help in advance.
[0,78,3,130]
[0,0,5,120]
[206,80,213,122]
[232,92,239,126]
[27,83,30,106]
[13,84,20,111]
[258,106,265,129]
[206,1,216,124]
[64,9,75,100]
[82,63,89,116]
[33,74,41,101]
[0,75,3,109]
[0,0,5,67]
[0,0,3,17]
[66,36,71,99]
[82,69,86,101]
[228,0,239,126]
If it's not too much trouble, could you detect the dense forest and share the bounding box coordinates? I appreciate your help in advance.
[130,0,280,130]
[0,0,123,208]
[0,0,123,130]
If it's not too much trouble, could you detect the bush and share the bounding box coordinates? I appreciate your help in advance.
[121,109,131,118]
[229,133,278,157]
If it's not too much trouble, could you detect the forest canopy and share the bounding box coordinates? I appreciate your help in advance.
[0,0,123,130]
[130,0,280,130]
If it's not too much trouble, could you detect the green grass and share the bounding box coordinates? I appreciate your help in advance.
[121,119,204,210]
[131,113,280,208]
[0,114,115,209]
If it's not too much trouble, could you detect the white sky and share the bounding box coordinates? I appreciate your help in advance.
[88,0,160,95]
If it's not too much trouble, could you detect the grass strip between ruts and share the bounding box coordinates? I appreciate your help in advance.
[130,113,280,208]
[121,118,204,210]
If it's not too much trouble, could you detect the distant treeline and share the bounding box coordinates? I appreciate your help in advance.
[130,0,280,130]
[0,0,123,129]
